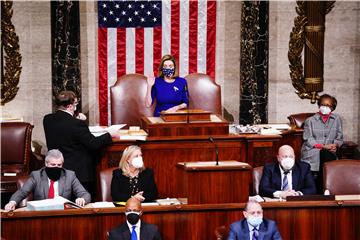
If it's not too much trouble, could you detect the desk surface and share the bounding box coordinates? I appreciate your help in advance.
[2,200,359,240]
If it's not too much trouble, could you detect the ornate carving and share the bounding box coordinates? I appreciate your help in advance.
[1,1,22,105]
[288,1,336,103]
[288,1,309,100]
[325,1,336,14]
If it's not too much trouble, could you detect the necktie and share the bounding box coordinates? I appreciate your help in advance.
[282,172,289,191]
[48,180,55,199]
[131,225,137,240]
[252,227,259,240]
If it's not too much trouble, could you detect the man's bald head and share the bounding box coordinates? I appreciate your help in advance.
[277,145,295,162]
[125,197,142,213]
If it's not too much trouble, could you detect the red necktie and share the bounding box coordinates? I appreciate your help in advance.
[48,180,55,199]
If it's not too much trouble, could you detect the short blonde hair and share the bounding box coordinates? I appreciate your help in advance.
[119,145,145,176]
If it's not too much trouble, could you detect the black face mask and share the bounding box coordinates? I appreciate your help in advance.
[126,212,141,225]
[45,167,62,181]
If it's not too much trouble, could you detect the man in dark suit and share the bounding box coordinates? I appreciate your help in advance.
[228,200,282,240]
[4,149,91,211]
[43,91,118,197]
[108,198,162,240]
[259,145,316,198]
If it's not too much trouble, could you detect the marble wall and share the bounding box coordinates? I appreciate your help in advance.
[268,1,360,145]
[1,1,52,148]
[1,1,359,148]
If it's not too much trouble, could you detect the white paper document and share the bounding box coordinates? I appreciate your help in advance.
[26,196,81,211]
[89,124,126,136]
[92,202,115,208]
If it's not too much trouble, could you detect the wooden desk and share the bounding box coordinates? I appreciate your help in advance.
[2,200,359,240]
[99,131,300,200]
[176,161,251,204]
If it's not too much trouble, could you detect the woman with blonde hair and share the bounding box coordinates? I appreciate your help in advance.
[111,145,158,202]
[145,54,189,116]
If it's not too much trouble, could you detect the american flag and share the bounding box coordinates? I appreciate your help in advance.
[98,0,217,125]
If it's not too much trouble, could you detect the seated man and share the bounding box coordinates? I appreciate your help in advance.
[108,198,162,240]
[4,149,91,211]
[259,145,316,199]
[228,200,282,240]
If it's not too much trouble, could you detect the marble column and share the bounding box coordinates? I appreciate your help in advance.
[51,1,81,112]
[239,1,269,125]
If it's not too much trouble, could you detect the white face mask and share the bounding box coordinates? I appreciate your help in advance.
[319,106,331,115]
[280,157,295,171]
[131,156,144,169]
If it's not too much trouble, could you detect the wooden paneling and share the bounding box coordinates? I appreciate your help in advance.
[176,163,251,204]
[2,201,359,240]
[98,131,304,201]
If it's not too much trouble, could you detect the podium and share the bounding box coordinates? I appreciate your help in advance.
[176,161,252,204]
[160,109,211,122]
[141,113,229,137]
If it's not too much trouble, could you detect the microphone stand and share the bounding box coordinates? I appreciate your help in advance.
[209,137,219,166]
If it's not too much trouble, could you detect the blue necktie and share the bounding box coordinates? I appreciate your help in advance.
[131,225,137,240]
[282,172,289,191]
[252,227,259,240]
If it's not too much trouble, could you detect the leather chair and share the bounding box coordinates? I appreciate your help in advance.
[1,122,34,176]
[252,166,264,195]
[323,159,360,195]
[287,113,358,159]
[287,113,315,129]
[16,176,32,207]
[99,167,117,202]
[214,225,228,240]
[110,73,222,125]
[184,73,222,114]
[110,74,154,126]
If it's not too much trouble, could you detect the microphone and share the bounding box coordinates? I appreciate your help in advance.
[209,137,219,166]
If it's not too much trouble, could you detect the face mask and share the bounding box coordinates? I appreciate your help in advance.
[126,211,141,225]
[162,67,175,77]
[247,216,263,227]
[132,157,144,169]
[319,106,331,115]
[45,167,62,181]
[280,157,295,171]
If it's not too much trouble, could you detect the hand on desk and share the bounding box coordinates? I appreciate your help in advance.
[4,201,16,211]
[75,198,86,207]
[132,191,145,202]
[279,190,300,199]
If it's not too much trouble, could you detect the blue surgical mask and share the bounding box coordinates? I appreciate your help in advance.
[162,67,175,77]
[319,106,331,115]
[247,216,263,227]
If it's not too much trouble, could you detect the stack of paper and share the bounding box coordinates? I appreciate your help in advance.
[26,196,81,211]
[89,124,126,136]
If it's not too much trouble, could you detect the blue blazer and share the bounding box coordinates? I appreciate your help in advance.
[228,218,282,240]
[259,161,316,198]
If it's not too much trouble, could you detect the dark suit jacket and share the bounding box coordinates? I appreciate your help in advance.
[228,218,282,240]
[108,221,162,240]
[10,168,91,205]
[111,168,158,202]
[43,110,112,182]
[259,161,316,198]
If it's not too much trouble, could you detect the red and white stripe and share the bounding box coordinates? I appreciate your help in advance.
[98,0,217,126]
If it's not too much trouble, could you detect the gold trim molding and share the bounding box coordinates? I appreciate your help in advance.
[1,1,22,105]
